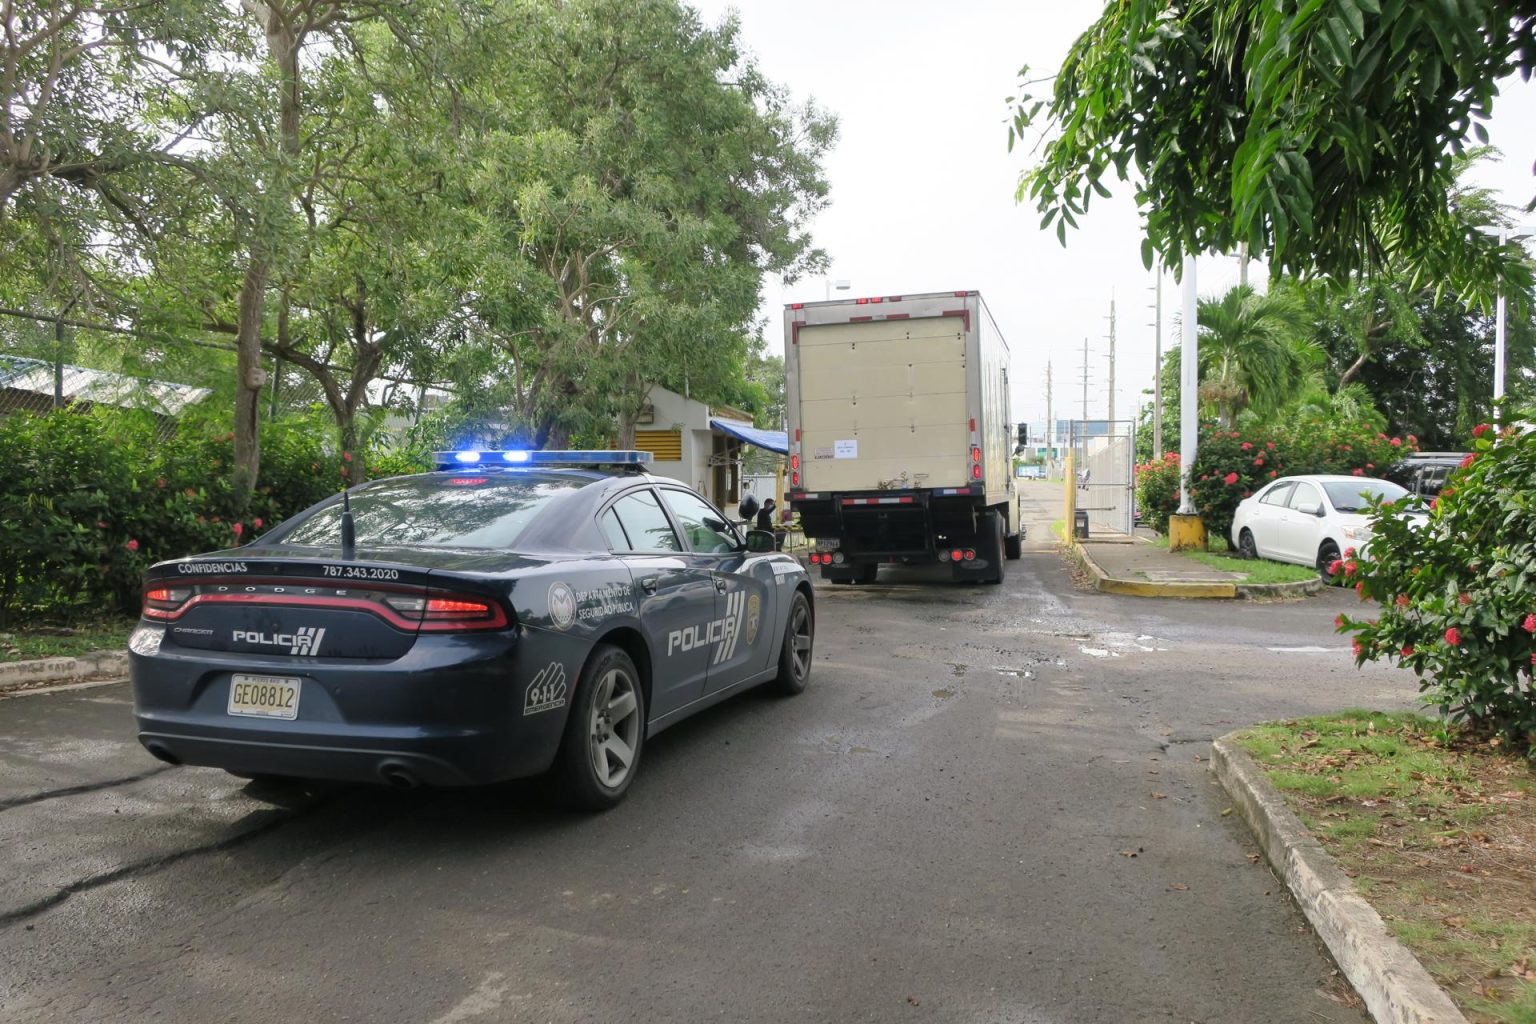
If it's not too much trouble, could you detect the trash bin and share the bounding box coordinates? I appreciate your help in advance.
[1074,509,1090,539]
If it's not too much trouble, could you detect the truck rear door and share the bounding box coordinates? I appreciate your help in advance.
[798,316,969,492]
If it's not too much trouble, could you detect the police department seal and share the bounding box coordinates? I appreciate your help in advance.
[745,593,762,645]
[548,582,577,630]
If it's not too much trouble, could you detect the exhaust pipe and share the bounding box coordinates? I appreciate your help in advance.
[142,741,182,766]
[378,762,421,790]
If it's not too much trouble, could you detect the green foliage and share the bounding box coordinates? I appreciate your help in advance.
[1010,1,1535,301]
[1134,451,1182,534]
[1197,285,1317,425]
[0,411,346,626]
[1340,427,1536,754]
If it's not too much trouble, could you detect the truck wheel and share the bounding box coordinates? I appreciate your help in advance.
[856,562,878,584]
[984,510,1006,585]
[1004,532,1022,560]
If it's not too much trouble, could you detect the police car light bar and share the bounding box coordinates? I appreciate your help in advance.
[432,450,653,471]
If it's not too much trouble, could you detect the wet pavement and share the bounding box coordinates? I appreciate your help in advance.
[0,489,1412,1023]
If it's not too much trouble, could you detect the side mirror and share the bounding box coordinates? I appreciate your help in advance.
[745,529,776,553]
[1015,423,1029,451]
[1295,502,1320,516]
[737,494,759,520]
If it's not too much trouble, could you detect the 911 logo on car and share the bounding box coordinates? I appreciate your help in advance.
[525,661,568,715]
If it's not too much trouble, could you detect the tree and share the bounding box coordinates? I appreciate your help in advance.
[1010,1,1536,299]
[1196,285,1316,426]
[467,0,834,447]
[0,3,233,314]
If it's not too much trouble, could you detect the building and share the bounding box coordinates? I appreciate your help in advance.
[633,385,786,509]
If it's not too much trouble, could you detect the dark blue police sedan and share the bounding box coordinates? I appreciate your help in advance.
[129,451,814,810]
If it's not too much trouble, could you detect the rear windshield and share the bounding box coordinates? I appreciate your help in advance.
[269,474,588,550]
[1323,479,1410,512]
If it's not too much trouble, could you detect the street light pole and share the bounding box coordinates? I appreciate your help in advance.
[1495,227,1508,421]
[825,278,850,301]
[1178,254,1198,517]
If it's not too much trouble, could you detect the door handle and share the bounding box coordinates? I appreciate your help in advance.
[639,576,659,594]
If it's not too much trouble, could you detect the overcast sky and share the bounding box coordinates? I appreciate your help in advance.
[686,0,1536,429]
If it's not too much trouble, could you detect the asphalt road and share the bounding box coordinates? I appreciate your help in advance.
[0,490,1417,1024]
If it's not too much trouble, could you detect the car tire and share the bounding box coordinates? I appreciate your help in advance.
[1238,529,1258,560]
[1316,540,1343,584]
[768,590,814,696]
[550,644,645,812]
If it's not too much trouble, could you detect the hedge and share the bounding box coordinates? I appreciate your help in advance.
[0,409,354,626]
[1135,421,1418,544]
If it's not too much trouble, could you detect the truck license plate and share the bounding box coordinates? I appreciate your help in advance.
[228,674,301,720]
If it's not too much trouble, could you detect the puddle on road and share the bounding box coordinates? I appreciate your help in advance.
[931,688,956,700]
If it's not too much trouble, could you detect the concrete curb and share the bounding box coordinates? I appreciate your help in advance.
[1211,736,1467,1024]
[0,650,128,696]
[1068,540,1237,599]
[1067,540,1323,600]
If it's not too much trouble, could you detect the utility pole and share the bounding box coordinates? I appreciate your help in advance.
[1080,336,1091,422]
[1045,360,1053,456]
[1105,297,1117,424]
[1150,268,1163,458]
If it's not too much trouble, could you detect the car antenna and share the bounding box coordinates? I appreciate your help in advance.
[340,487,356,562]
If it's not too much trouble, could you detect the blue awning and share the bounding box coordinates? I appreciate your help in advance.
[710,417,787,455]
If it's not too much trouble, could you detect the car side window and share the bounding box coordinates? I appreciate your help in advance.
[597,507,631,551]
[1287,482,1321,511]
[1260,482,1295,507]
[659,489,739,554]
[608,490,681,552]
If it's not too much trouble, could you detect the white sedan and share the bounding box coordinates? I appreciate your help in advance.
[1229,475,1415,577]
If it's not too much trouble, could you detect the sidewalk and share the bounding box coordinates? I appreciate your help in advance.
[1068,528,1323,599]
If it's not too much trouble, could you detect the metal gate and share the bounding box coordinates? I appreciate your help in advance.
[1069,419,1136,536]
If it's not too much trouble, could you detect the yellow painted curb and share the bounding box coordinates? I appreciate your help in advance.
[1097,577,1237,599]
[1069,541,1239,599]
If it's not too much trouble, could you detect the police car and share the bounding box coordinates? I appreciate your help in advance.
[128,451,814,810]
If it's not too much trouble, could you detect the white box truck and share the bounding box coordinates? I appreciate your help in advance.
[783,289,1024,584]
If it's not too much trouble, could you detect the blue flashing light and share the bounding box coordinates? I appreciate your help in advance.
[431,450,653,471]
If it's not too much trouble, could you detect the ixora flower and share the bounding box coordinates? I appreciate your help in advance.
[1472,423,1492,438]
[126,539,139,552]
[1460,453,1476,469]
[1240,442,1253,451]
[1334,614,1344,629]
[1523,614,1536,633]
[1400,645,1415,657]
[1444,627,1462,646]
[1223,472,1238,485]
[1390,437,1402,447]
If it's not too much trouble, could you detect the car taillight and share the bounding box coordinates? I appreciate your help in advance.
[142,587,192,619]
[383,592,508,632]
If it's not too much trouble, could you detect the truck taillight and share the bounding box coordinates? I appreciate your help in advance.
[791,454,800,470]
[792,470,800,486]
[971,446,981,463]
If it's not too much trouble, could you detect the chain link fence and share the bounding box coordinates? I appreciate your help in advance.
[1069,418,1136,536]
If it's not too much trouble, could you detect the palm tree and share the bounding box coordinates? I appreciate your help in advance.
[1197,284,1317,426]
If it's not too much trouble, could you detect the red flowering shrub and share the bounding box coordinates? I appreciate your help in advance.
[1338,426,1536,754]
[1133,451,1181,534]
